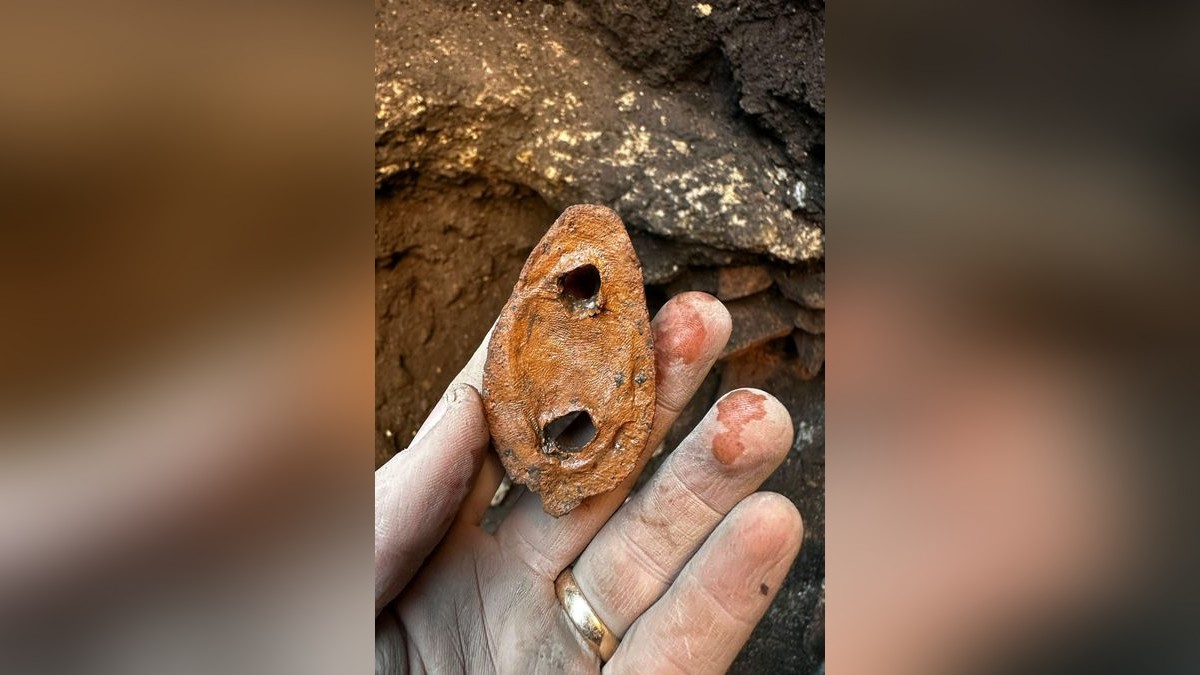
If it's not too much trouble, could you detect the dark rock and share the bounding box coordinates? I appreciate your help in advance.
[775,268,825,309]
[631,231,759,284]
[578,0,825,209]
[803,588,825,662]
[722,1,825,170]
[722,291,797,359]
[717,265,773,301]
[794,331,825,380]
[720,343,785,393]
[575,0,719,85]
[794,306,825,334]
[665,267,719,298]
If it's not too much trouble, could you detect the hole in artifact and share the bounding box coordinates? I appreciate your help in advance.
[559,265,601,307]
[543,410,597,453]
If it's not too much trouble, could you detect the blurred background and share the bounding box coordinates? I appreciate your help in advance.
[0,2,374,673]
[374,2,825,671]
[831,0,1200,673]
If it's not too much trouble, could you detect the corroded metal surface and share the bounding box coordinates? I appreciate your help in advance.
[483,205,656,517]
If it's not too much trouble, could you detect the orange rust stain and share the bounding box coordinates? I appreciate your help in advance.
[653,292,713,374]
[712,391,768,465]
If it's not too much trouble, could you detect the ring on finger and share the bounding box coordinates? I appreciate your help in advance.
[555,567,619,662]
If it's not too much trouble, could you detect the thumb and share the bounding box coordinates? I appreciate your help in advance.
[374,383,489,614]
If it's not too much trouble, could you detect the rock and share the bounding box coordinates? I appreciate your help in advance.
[631,231,758,284]
[575,0,720,86]
[804,587,825,660]
[663,263,773,301]
[794,306,824,334]
[720,344,786,394]
[375,1,823,263]
[722,292,797,359]
[722,1,826,171]
[482,205,656,517]
[775,268,824,309]
[718,265,774,301]
[665,268,718,298]
[578,0,826,185]
[794,331,825,380]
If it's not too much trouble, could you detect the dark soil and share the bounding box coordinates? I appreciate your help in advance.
[375,174,554,466]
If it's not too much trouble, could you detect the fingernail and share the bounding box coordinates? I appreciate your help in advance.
[410,384,468,447]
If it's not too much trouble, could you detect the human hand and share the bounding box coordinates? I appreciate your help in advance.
[375,292,801,673]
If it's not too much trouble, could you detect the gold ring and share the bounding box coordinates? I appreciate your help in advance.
[555,567,619,662]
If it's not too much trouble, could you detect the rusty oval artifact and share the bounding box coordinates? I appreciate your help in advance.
[482,204,656,517]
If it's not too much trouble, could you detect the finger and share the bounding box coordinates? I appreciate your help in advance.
[456,451,505,527]
[573,388,794,636]
[374,383,489,614]
[405,325,506,529]
[496,292,732,579]
[606,493,803,675]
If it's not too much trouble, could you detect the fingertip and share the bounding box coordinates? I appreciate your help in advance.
[755,389,796,455]
[680,290,732,331]
[673,291,733,343]
[733,492,805,560]
[649,294,732,419]
[710,388,794,468]
[653,292,731,369]
[446,383,490,454]
[446,381,480,407]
